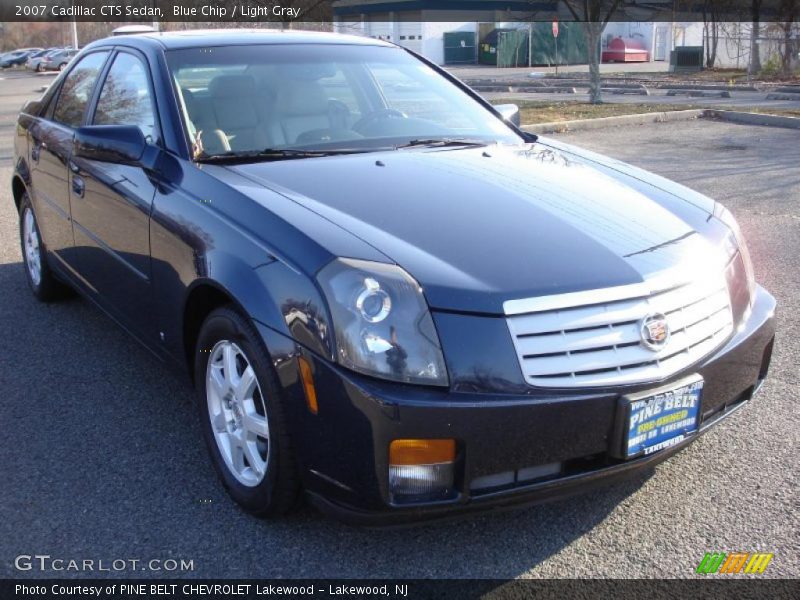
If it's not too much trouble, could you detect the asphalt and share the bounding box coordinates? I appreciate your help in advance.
[0,71,798,580]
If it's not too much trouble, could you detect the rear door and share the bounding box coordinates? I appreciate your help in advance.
[28,51,110,274]
[70,49,159,341]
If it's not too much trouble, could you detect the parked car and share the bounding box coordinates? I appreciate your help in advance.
[40,48,77,71]
[12,31,775,525]
[1,48,42,68]
[27,48,61,72]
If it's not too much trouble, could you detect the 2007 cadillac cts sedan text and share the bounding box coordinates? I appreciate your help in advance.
[13,30,775,524]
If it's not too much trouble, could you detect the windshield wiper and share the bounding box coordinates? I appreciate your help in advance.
[395,138,490,150]
[195,148,367,164]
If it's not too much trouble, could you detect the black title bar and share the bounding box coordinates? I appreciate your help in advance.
[1,0,796,23]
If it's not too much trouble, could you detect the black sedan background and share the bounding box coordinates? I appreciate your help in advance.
[9,29,777,529]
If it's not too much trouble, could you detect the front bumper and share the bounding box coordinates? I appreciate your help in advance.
[262,285,775,526]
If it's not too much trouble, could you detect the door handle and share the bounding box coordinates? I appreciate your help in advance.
[72,175,85,198]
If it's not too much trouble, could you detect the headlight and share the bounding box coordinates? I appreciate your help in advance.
[317,258,448,386]
[717,205,756,302]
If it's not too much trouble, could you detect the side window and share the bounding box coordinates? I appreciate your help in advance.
[93,53,157,142]
[52,52,109,128]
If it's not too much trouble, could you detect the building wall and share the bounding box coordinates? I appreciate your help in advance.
[335,13,787,70]
[334,14,479,64]
[420,19,478,64]
[671,22,785,69]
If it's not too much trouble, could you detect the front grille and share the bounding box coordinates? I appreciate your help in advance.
[506,274,733,387]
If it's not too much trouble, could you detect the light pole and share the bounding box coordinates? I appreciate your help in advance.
[528,22,533,68]
[152,0,160,31]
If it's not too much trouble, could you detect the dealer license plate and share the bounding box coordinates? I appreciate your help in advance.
[624,377,703,458]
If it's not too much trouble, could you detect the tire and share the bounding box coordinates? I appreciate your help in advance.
[58,62,66,72]
[36,64,43,72]
[194,306,299,516]
[19,193,70,302]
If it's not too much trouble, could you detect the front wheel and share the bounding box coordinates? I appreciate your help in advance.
[19,193,69,301]
[194,306,299,516]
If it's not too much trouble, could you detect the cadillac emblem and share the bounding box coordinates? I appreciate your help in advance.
[640,313,670,351]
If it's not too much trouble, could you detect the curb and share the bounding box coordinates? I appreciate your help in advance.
[660,83,760,92]
[703,109,800,129]
[522,109,704,134]
[523,109,800,134]
[465,79,764,92]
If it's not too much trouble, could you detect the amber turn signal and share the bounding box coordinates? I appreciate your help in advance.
[298,356,318,414]
[389,439,456,466]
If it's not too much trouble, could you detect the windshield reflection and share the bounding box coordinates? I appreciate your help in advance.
[168,44,522,158]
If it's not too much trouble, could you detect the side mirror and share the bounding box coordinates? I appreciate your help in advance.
[73,125,146,165]
[21,99,42,116]
[494,103,521,127]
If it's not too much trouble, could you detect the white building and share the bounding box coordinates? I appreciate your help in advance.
[333,0,540,64]
[333,2,792,69]
[334,19,479,65]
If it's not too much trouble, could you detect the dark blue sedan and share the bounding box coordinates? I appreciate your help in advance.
[12,30,775,524]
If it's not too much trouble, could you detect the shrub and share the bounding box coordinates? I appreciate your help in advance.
[760,54,781,76]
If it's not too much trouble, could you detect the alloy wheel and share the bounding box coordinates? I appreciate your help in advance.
[23,208,42,287]
[205,340,270,487]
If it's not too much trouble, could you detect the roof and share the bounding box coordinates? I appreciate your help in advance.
[90,29,393,51]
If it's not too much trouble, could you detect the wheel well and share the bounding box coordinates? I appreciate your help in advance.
[12,176,26,213]
[183,284,233,381]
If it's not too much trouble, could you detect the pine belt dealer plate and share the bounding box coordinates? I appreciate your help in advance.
[623,376,703,458]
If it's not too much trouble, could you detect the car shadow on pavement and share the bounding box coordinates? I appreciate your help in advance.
[0,258,652,580]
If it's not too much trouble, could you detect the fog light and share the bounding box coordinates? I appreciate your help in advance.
[389,439,456,503]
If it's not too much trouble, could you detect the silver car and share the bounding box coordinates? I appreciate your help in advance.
[41,48,78,72]
[27,49,61,72]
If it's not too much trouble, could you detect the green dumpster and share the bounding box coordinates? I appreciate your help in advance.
[443,32,477,65]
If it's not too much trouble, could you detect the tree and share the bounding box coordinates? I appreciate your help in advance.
[702,0,721,67]
[750,0,763,74]
[777,0,798,76]
[562,0,623,103]
[701,0,741,68]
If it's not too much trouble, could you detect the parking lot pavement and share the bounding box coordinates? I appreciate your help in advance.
[0,72,797,579]
[0,72,57,165]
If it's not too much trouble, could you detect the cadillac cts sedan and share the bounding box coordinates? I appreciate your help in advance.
[12,30,775,524]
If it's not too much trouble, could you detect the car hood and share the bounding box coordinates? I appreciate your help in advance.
[225,143,725,314]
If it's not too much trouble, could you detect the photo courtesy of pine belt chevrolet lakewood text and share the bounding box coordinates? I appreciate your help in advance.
[12,30,775,525]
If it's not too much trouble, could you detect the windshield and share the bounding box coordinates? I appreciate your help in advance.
[166,43,522,158]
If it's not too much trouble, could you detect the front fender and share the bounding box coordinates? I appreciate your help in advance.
[195,248,332,359]
[252,259,333,359]
[14,156,31,190]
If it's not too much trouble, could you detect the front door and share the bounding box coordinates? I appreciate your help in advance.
[70,50,159,341]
